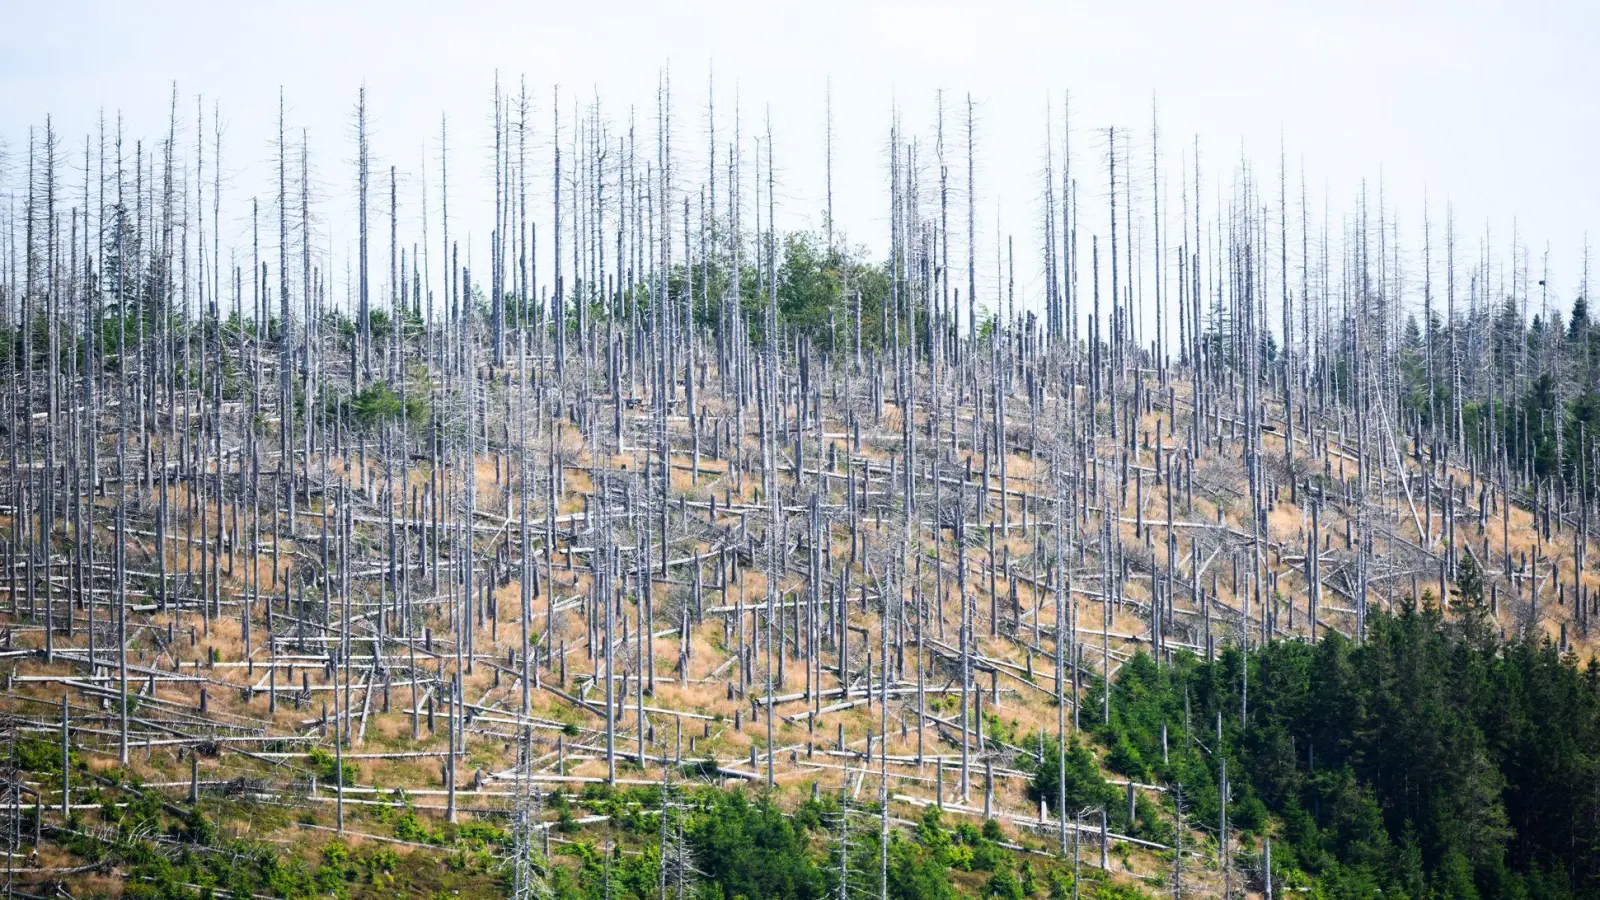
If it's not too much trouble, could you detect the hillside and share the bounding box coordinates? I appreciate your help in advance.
[1,81,1599,900]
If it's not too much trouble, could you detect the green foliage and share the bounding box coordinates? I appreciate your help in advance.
[688,791,822,900]
[827,805,959,900]
[1089,606,1600,900]
[1029,736,1121,823]
[986,865,1026,900]
[305,747,357,788]
[14,735,71,779]
[341,380,428,431]
[630,227,903,352]
[394,809,440,843]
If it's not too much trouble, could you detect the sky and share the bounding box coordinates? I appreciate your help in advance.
[3,0,1599,326]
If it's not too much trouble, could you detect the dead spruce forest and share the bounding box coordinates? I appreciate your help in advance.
[2,78,1600,900]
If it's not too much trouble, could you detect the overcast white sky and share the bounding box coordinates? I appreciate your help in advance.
[4,0,1599,323]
